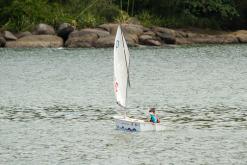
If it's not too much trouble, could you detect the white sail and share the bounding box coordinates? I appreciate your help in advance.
[113,26,164,132]
[114,26,130,107]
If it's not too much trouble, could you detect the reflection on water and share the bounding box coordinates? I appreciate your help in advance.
[0,45,247,164]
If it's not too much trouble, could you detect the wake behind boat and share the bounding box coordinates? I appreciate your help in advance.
[113,25,164,132]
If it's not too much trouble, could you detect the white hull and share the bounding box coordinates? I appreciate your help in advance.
[113,116,165,132]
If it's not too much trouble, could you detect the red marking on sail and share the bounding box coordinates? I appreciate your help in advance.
[114,81,119,93]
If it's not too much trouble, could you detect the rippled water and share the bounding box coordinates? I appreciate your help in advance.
[0,45,247,164]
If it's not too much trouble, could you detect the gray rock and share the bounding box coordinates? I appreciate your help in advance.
[175,31,189,38]
[188,35,215,44]
[57,23,75,40]
[33,23,55,35]
[125,34,138,44]
[186,32,203,38]
[141,39,161,46]
[99,23,144,36]
[0,37,6,47]
[124,35,138,47]
[152,27,177,44]
[220,34,238,44]
[65,30,98,48]
[139,34,153,42]
[80,28,110,38]
[152,27,176,37]
[175,38,192,45]
[139,34,161,46]
[237,36,247,43]
[142,27,150,32]
[187,34,238,44]
[232,30,247,43]
[6,35,63,48]
[15,31,32,39]
[3,31,17,40]
[99,23,117,34]
[94,33,137,48]
[156,32,176,44]
[143,31,156,36]
[94,35,115,48]
[121,24,144,36]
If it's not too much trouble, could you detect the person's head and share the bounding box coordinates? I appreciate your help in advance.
[149,108,156,113]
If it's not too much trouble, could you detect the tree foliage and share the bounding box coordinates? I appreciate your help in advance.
[0,0,246,31]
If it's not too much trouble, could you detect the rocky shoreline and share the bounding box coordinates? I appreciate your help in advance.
[1,23,247,48]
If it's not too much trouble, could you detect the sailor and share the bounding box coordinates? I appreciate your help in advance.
[148,108,160,123]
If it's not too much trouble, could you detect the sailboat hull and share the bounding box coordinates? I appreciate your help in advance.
[113,116,165,132]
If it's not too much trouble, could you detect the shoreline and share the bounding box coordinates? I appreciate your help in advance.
[1,23,247,49]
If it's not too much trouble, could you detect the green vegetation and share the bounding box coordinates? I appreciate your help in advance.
[0,0,246,32]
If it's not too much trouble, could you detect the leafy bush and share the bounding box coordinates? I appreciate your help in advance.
[115,11,130,23]
[137,11,154,27]
[99,5,121,22]
[0,0,72,31]
[77,12,97,28]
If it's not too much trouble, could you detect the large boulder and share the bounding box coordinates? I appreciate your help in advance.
[80,28,110,38]
[175,31,238,45]
[99,23,144,36]
[186,32,204,38]
[232,30,247,43]
[99,23,117,34]
[141,39,161,46]
[151,27,178,44]
[3,31,17,40]
[0,36,6,47]
[156,32,176,44]
[65,30,98,48]
[175,30,189,38]
[219,34,238,44]
[15,31,32,39]
[139,34,153,42]
[188,35,218,44]
[121,24,144,36]
[175,38,192,45]
[94,35,115,48]
[5,35,63,48]
[152,27,176,44]
[139,34,161,46]
[188,34,238,44]
[57,23,75,41]
[143,31,156,36]
[33,23,55,35]
[173,28,239,44]
[238,36,247,43]
[152,27,176,37]
[124,34,138,46]
[173,28,240,44]
[94,34,138,48]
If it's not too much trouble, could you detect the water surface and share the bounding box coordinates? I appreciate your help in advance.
[0,45,247,164]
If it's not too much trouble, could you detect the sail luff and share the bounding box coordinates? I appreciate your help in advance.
[122,31,131,87]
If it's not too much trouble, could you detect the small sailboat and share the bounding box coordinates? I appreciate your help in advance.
[113,25,164,131]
